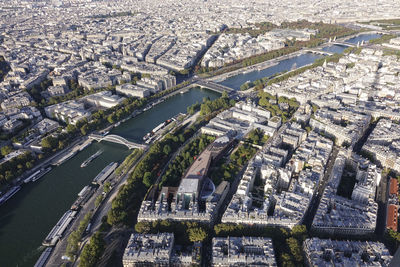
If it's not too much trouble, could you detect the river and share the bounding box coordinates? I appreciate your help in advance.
[0,87,220,267]
[218,53,323,90]
[218,33,382,90]
[322,33,382,54]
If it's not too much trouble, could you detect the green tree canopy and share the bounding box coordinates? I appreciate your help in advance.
[1,145,13,157]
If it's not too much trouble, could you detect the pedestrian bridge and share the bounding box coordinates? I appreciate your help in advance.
[89,134,148,150]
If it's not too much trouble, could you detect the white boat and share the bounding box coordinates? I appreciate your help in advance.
[143,132,152,141]
[52,150,77,166]
[31,167,52,182]
[79,141,91,152]
[24,170,41,183]
[0,186,21,205]
[92,162,118,184]
[80,150,103,168]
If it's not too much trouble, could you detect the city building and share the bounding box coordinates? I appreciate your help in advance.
[83,91,126,109]
[303,238,392,266]
[122,233,174,267]
[116,83,151,98]
[311,151,380,236]
[212,236,277,266]
[44,101,91,125]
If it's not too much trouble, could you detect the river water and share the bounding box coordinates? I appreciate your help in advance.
[322,33,382,54]
[0,88,220,267]
[346,33,381,44]
[218,53,323,90]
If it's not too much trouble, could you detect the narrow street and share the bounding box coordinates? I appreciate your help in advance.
[303,146,338,229]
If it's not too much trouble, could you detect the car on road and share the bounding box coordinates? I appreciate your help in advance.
[61,255,71,261]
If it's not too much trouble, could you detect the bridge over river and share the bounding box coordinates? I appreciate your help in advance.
[193,80,235,94]
[331,41,357,47]
[89,134,148,150]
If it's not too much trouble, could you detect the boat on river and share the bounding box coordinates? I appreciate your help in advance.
[0,186,21,206]
[31,167,52,182]
[80,150,103,168]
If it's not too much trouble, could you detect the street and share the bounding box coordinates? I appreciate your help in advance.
[303,146,338,229]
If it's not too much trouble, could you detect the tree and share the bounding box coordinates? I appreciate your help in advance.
[198,138,205,152]
[107,114,116,124]
[287,237,303,263]
[41,136,58,150]
[66,231,81,258]
[66,212,92,258]
[143,172,152,187]
[188,227,207,242]
[79,232,105,267]
[66,124,77,134]
[95,195,103,207]
[58,140,66,150]
[103,181,111,193]
[135,221,151,233]
[1,145,12,156]
[80,125,89,136]
[163,144,172,155]
[259,97,270,107]
[26,161,33,169]
[281,253,295,267]
[291,225,307,242]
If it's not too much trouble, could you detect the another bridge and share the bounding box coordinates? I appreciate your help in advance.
[194,80,236,94]
[331,41,357,47]
[89,134,148,150]
[304,49,334,56]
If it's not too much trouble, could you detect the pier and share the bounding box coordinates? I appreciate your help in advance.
[88,134,148,150]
